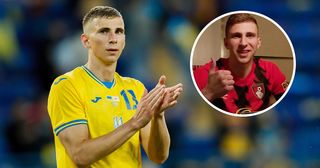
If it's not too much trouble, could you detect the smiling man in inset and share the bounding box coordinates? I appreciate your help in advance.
[194,13,288,114]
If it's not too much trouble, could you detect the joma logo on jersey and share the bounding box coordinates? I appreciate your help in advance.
[91,97,102,103]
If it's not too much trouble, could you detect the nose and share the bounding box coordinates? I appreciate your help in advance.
[108,32,117,44]
[239,37,248,47]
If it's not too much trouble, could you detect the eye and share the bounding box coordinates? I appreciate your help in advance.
[231,33,241,39]
[99,28,109,34]
[246,33,256,38]
[115,28,124,35]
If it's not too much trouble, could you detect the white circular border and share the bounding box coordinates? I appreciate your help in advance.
[190,10,296,117]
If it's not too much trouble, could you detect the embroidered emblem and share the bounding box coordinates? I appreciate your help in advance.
[252,83,265,99]
[107,96,120,106]
[281,81,289,90]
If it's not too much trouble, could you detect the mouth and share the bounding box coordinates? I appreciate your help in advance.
[237,50,250,57]
[106,48,119,52]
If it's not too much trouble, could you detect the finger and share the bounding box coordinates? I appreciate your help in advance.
[164,88,182,103]
[158,75,166,86]
[166,90,181,103]
[143,87,160,103]
[164,91,176,102]
[146,84,163,99]
[173,87,183,95]
[150,88,165,110]
[167,100,178,108]
[138,89,148,104]
[222,79,235,86]
[147,85,164,102]
[209,58,216,72]
[172,91,181,100]
[166,83,183,93]
[224,74,233,80]
[217,70,232,75]
[224,85,234,91]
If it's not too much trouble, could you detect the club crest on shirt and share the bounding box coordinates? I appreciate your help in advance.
[107,95,120,106]
[281,81,289,90]
[252,83,265,99]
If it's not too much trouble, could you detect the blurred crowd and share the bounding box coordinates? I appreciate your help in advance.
[0,0,319,167]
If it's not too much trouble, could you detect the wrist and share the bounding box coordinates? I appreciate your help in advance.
[154,112,165,119]
[128,117,143,131]
[201,87,216,101]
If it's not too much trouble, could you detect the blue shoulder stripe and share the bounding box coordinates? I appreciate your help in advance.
[54,119,88,136]
[54,77,67,85]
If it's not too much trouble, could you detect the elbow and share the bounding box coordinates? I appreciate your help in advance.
[71,152,91,168]
[74,160,90,168]
[149,152,169,164]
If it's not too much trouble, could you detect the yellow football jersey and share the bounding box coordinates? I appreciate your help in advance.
[47,66,145,168]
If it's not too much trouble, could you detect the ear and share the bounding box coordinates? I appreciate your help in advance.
[257,36,261,49]
[81,34,90,48]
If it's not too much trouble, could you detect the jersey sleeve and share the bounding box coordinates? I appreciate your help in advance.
[268,62,288,96]
[47,76,87,136]
[193,61,212,90]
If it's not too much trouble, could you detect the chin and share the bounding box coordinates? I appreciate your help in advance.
[237,56,253,64]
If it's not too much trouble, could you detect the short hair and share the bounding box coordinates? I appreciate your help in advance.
[82,6,122,27]
[225,13,258,37]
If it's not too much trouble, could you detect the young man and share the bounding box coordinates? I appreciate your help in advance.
[193,13,288,114]
[48,6,183,167]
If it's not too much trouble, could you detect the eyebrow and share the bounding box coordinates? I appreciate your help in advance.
[229,32,257,37]
[97,27,125,33]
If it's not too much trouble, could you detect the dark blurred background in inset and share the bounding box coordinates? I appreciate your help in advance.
[0,0,319,167]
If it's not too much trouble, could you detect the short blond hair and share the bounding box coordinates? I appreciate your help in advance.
[82,6,122,27]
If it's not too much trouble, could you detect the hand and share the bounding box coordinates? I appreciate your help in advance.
[202,59,234,101]
[133,85,165,129]
[155,75,183,114]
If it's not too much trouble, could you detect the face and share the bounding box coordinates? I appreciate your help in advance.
[224,21,261,64]
[82,17,125,65]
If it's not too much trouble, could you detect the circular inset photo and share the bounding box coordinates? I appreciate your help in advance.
[190,11,295,117]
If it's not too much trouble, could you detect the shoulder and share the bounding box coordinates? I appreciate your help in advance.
[50,67,83,91]
[115,73,145,88]
[193,60,214,74]
[255,58,286,81]
[201,60,214,71]
[256,58,279,70]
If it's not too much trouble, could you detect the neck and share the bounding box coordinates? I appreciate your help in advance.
[86,53,117,82]
[228,57,253,79]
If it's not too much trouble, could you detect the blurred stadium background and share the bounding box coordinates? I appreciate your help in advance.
[0,0,319,167]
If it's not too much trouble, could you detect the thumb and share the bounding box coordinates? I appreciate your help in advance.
[209,58,216,72]
[158,75,166,86]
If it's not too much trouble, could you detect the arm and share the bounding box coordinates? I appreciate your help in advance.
[140,113,170,164]
[58,119,140,167]
[58,85,165,167]
[201,61,234,101]
[141,76,183,164]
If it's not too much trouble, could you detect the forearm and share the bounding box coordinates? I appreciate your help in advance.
[201,87,216,101]
[147,113,170,164]
[70,119,140,167]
